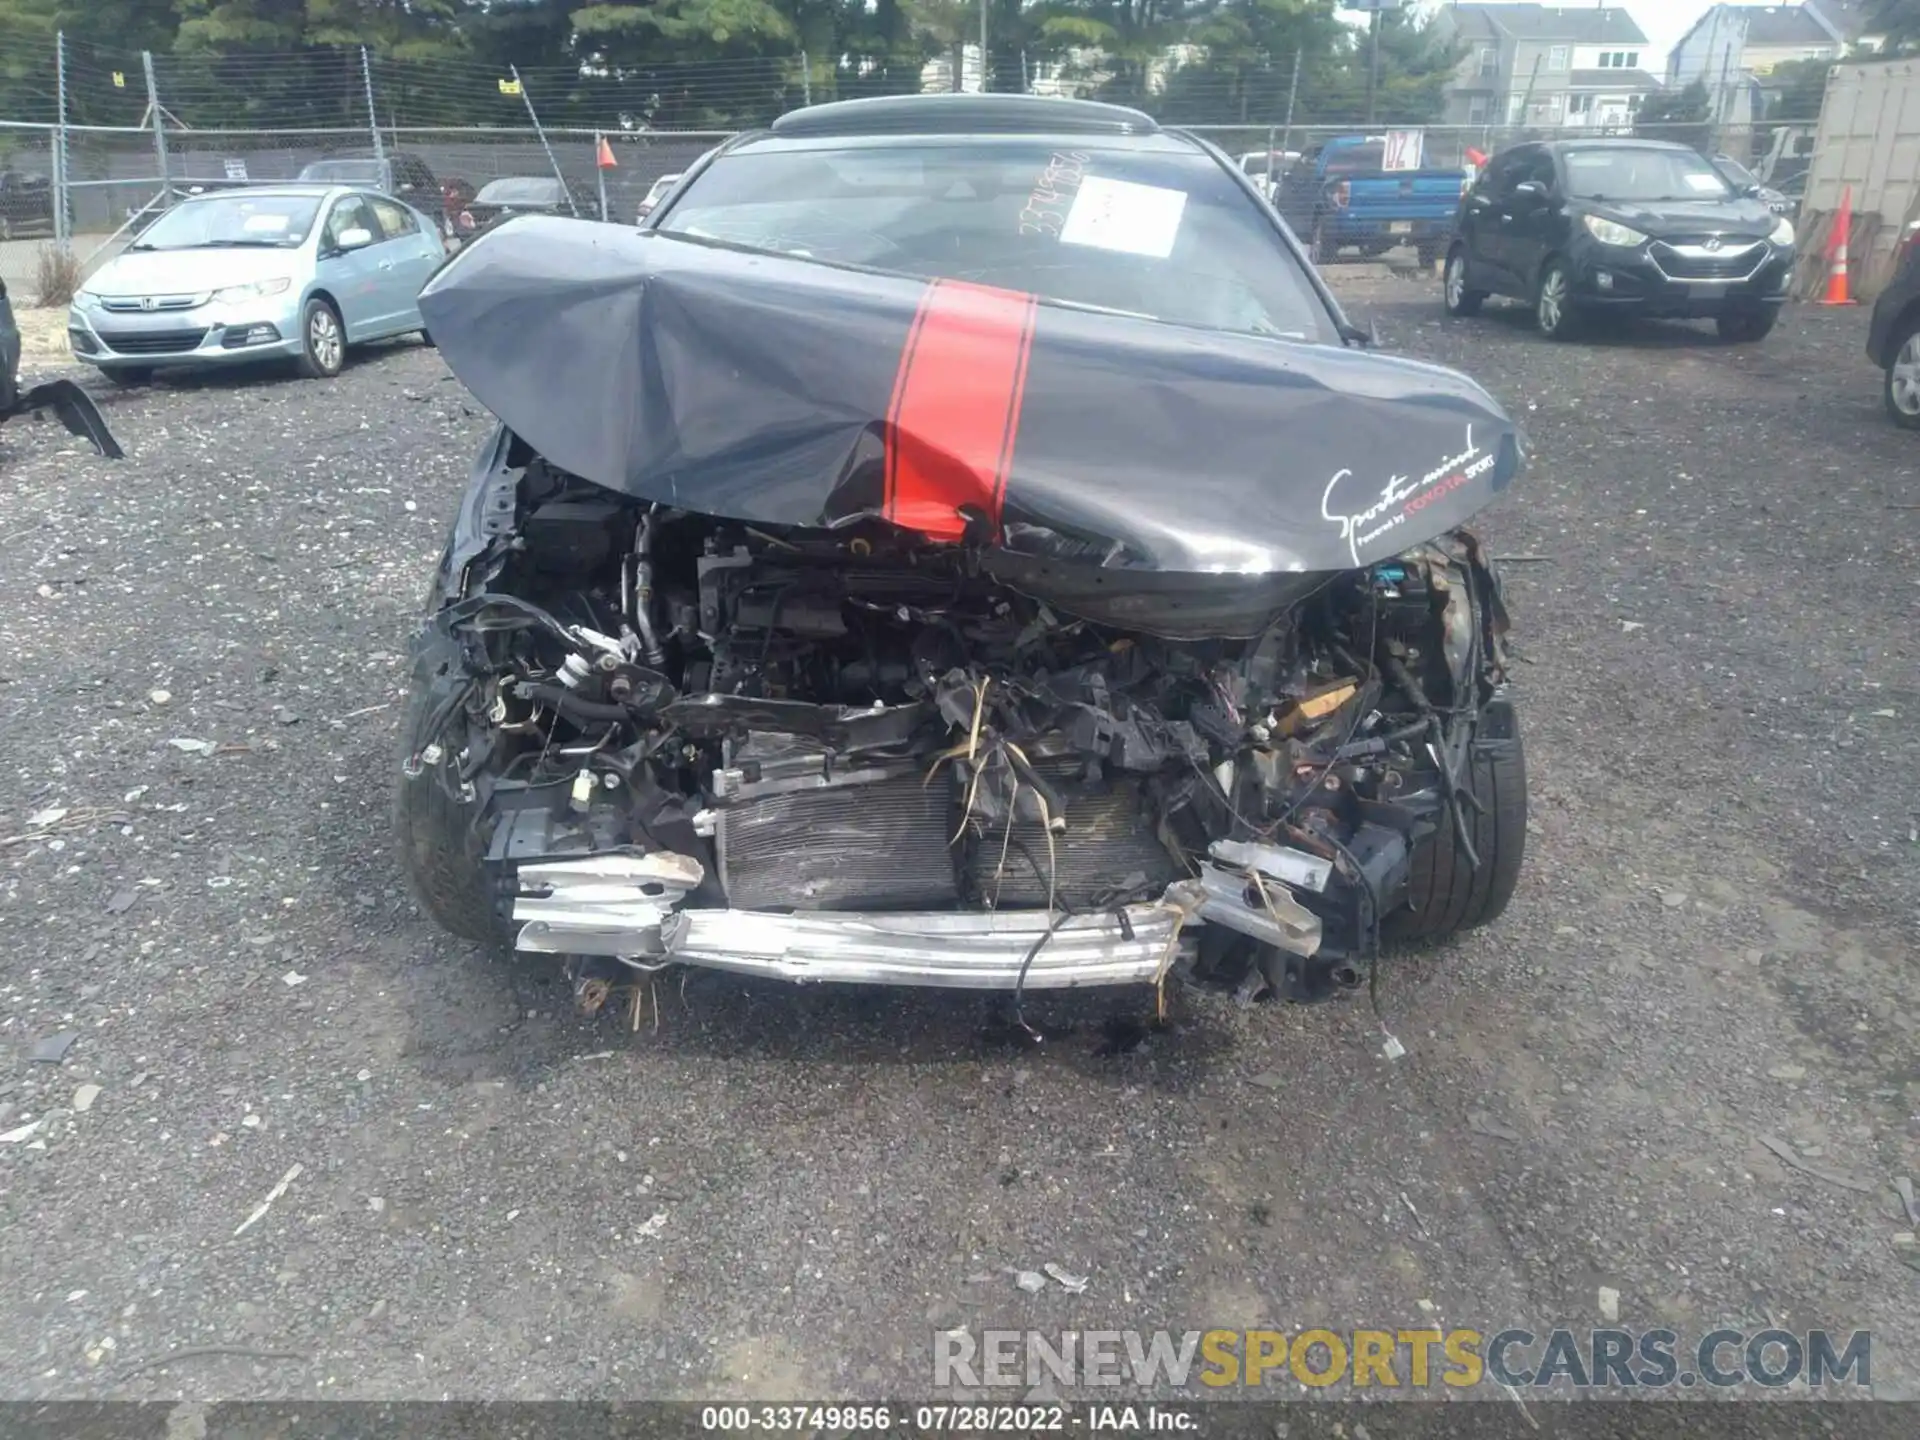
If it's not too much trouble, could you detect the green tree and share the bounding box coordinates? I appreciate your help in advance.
[174,0,307,51]
[904,0,977,92]
[1766,56,1830,122]
[0,0,179,123]
[1152,1,1458,127]
[1636,77,1711,151]
[1025,0,1202,110]
[1867,0,1920,52]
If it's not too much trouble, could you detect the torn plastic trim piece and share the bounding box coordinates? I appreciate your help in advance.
[657,904,1188,989]
[1,379,123,458]
[1208,838,1333,894]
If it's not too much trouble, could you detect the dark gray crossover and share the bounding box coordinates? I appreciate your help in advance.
[1445,138,1795,342]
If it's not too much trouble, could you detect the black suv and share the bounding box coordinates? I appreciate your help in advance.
[0,170,54,241]
[1867,224,1920,428]
[1443,139,1796,342]
[296,152,440,203]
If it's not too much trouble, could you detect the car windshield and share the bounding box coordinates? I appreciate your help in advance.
[657,140,1334,343]
[1563,147,1732,202]
[129,193,321,250]
[300,159,384,185]
[477,178,564,205]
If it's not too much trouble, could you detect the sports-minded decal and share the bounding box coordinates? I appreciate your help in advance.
[1319,427,1496,566]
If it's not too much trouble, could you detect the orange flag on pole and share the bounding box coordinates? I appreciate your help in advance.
[596,134,617,169]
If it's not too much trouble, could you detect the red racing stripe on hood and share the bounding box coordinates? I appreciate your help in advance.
[883,279,1039,541]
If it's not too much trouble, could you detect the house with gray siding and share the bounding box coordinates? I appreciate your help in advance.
[1669,3,1883,125]
[1435,3,1657,132]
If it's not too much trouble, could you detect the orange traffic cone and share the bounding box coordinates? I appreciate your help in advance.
[595,134,617,169]
[1821,184,1854,305]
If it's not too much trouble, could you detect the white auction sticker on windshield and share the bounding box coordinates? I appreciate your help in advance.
[1059,175,1187,259]
[1684,173,1724,193]
[242,213,291,232]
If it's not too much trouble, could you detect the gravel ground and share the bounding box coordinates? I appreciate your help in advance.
[0,278,1916,1406]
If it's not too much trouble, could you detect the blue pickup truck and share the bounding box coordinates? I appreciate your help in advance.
[1276,136,1469,268]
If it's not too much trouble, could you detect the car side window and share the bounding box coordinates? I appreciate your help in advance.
[1519,152,1559,195]
[323,195,377,249]
[1479,152,1522,198]
[369,197,417,240]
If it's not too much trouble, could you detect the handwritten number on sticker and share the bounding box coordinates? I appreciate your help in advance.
[1019,152,1091,238]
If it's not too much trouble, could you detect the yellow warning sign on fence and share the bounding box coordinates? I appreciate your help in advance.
[497,77,521,96]
[112,71,125,88]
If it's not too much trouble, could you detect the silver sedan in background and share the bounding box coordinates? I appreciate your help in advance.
[67,184,444,384]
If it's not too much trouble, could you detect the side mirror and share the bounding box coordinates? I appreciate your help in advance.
[1514,181,1546,201]
[336,226,374,250]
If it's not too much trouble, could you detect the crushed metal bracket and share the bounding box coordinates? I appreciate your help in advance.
[513,851,705,959]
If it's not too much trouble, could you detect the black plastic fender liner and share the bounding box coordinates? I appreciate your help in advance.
[1,378,123,458]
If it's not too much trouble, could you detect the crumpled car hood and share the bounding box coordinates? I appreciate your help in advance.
[420,215,1521,575]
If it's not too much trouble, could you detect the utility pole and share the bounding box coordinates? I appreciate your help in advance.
[511,66,571,205]
[979,0,990,94]
[1366,8,1383,126]
[361,47,385,162]
[1277,47,1303,183]
[142,51,172,209]
[52,30,68,246]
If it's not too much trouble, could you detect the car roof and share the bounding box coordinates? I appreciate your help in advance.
[1537,138,1700,156]
[765,93,1160,139]
[177,183,348,201]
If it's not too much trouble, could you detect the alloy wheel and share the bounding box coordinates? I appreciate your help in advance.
[1893,335,1920,417]
[1446,256,1466,309]
[1538,270,1568,335]
[310,307,342,373]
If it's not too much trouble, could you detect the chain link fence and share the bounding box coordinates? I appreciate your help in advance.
[1,27,1826,301]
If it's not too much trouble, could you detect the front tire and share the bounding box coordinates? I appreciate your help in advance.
[395,632,509,948]
[1444,247,1485,317]
[1535,260,1580,341]
[1886,320,1920,430]
[1717,308,1778,344]
[295,297,346,379]
[1386,700,1528,943]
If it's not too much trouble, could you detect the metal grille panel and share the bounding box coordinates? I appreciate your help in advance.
[96,328,208,354]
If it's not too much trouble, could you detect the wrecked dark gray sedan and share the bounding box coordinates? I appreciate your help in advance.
[396,95,1527,1014]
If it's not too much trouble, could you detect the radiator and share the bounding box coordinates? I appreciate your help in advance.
[717,752,959,911]
[966,761,1181,910]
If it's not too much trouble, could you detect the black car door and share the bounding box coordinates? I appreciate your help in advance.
[1502,148,1560,293]
[1461,151,1520,294]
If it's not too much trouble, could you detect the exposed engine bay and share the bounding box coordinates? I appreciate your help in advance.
[404,448,1521,1007]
